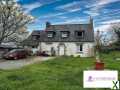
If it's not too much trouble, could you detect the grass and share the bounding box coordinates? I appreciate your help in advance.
[0,51,120,90]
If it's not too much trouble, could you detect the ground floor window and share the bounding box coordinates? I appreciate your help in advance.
[32,45,37,48]
[76,44,83,52]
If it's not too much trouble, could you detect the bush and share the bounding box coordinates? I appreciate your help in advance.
[100,46,119,54]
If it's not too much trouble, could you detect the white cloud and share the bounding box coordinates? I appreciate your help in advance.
[95,24,111,32]
[56,1,81,12]
[21,0,60,14]
[67,8,81,13]
[58,16,68,19]
[42,3,82,19]
[22,2,42,14]
[37,0,60,5]
[64,18,87,24]
[95,19,120,32]
[101,19,120,25]
[86,0,119,8]
[42,12,67,18]
[84,11,99,16]
[84,0,120,17]
[56,1,81,9]
[16,0,20,1]
[54,17,88,24]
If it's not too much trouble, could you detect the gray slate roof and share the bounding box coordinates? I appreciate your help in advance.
[23,21,94,46]
[42,24,94,42]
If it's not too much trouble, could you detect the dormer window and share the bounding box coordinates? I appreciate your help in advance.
[61,31,69,38]
[75,31,84,38]
[47,33,53,37]
[47,31,55,38]
[32,35,40,40]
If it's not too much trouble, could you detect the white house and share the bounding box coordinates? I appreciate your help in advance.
[23,18,95,57]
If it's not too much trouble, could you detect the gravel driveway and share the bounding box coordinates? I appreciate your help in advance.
[0,56,54,70]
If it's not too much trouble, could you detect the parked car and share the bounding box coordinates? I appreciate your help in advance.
[25,49,33,56]
[3,49,27,60]
[36,51,50,56]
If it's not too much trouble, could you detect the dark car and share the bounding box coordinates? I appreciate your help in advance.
[3,49,27,60]
[25,49,33,56]
[36,51,50,56]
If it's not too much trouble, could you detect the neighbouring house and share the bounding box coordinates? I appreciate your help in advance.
[22,17,95,57]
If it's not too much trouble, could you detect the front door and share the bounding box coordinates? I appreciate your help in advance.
[59,45,65,55]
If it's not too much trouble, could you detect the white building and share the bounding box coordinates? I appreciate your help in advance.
[23,18,95,57]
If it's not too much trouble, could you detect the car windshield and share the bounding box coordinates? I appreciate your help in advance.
[8,49,24,54]
[8,50,18,54]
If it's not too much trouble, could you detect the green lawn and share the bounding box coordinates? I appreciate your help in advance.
[0,51,120,90]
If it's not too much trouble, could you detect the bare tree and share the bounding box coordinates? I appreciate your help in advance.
[95,30,103,62]
[95,30,111,62]
[111,23,120,47]
[95,25,119,62]
[0,0,33,45]
[4,26,29,45]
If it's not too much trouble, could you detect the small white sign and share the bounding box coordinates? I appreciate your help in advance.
[83,70,119,89]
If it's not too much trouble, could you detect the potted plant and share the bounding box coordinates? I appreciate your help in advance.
[95,30,104,70]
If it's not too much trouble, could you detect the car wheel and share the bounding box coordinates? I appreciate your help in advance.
[25,55,27,58]
[14,57,18,60]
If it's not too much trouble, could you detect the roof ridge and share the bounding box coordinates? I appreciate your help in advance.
[51,23,89,26]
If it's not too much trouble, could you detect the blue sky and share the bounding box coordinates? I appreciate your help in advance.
[17,0,120,32]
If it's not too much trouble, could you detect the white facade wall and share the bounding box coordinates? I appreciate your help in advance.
[38,42,94,57]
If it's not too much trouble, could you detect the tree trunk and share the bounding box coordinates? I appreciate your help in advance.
[0,40,3,45]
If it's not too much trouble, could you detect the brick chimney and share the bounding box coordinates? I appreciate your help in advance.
[46,22,51,28]
[89,16,94,31]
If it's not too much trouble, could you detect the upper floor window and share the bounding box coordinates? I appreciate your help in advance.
[61,31,69,38]
[47,31,55,38]
[32,35,40,40]
[47,33,53,37]
[75,31,84,38]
